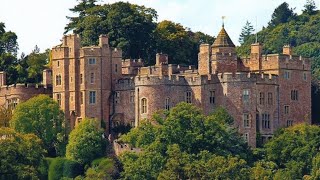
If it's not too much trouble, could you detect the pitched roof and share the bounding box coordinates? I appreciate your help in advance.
[212,26,235,48]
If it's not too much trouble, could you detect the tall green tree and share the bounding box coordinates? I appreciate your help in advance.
[65,2,157,63]
[303,0,317,15]
[239,21,255,44]
[26,46,49,83]
[0,128,45,179]
[66,118,107,165]
[10,95,66,156]
[268,2,296,27]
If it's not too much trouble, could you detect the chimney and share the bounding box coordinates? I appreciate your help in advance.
[0,71,6,87]
[251,43,263,55]
[99,34,109,47]
[156,53,168,66]
[283,45,292,55]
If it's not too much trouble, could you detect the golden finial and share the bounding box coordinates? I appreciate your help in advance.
[222,16,226,27]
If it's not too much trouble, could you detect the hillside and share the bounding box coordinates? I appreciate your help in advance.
[237,2,320,122]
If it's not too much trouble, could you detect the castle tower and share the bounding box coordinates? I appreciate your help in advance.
[51,34,122,132]
[210,26,237,73]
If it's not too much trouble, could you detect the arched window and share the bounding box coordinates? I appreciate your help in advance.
[141,98,147,114]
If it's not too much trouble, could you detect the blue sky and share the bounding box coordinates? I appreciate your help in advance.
[0,0,314,55]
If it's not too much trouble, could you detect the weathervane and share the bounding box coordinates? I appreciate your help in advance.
[222,16,226,27]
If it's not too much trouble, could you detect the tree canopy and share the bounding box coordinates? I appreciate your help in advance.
[65,1,214,65]
[66,118,107,165]
[10,95,66,156]
[119,103,252,179]
[0,128,45,179]
[268,2,296,27]
[239,21,255,44]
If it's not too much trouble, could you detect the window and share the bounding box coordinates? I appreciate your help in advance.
[165,98,170,110]
[243,113,250,128]
[115,64,118,73]
[90,73,94,84]
[243,89,249,103]
[268,92,273,105]
[57,61,60,67]
[303,73,307,81]
[243,133,249,143]
[131,121,135,127]
[259,92,265,105]
[284,105,289,114]
[80,92,83,104]
[115,91,120,104]
[89,91,96,104]
[56,75,62,86]
[70,76,73,83]
[291,90,298,101]
[141,98,147,114]
[80,74,83,84]
[210,90,215,104]
[286,120,293,127]
[56,94,61,106]
[89,58,96,64]
[284,71,290,79]
[130,91,135,103]
[185,91,192,103]
[262,113,270,129]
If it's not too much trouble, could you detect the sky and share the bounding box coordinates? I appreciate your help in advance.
[0,0,313,56]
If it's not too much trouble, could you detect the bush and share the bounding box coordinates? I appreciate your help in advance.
[84,157,118,180]
[48,158,83,180]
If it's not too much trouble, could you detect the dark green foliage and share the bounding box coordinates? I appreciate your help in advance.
[48,157,83,180]
[84,157,119,179]
[65,2,214,65]
[268,2,296,27]
[112,123,132,135]
[303,0,317,15]
[239,21,255,44]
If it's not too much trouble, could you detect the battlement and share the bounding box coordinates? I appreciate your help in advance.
[113,141,142,156]
[217,72,278,84]
[115,78,135,90]
[0,83,52,101]
[122,59,144,67]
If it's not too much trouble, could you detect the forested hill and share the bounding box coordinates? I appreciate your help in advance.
[237,1,320,122]
[237,1,320,77]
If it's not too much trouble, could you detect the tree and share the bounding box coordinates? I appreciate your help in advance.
[265,124,320,177]
[239,21,255,44]
[65,2,157,63]
[0,105,12,127]
[0,128,45,179]
[268,2,296,27]
[303,0,317,15]
[66,118,107,165]
[26,46,49,83]
[120,103,252,179]
[84,158,119,179]
[10,95,66,156]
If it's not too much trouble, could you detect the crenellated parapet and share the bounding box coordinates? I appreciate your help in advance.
[217,72,278,84]
[115,78,135,90]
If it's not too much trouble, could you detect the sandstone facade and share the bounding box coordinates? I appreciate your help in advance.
[49,26,311,147]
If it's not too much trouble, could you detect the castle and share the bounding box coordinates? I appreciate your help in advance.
[0,26,311,147]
